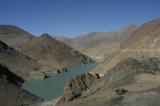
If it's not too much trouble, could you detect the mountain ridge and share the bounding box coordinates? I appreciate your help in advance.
[18,33,94,70]
[53,24,139,60]
[0,25,34,48]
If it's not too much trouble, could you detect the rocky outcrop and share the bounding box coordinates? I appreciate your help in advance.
[0,65,43,106]
[57,73,99,104]
[56,68,69,74]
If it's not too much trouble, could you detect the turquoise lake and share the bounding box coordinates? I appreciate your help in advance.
[22,63,98,101]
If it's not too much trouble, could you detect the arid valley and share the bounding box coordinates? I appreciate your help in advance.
[0,1,160,106]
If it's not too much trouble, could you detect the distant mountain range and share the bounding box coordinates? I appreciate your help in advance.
[53,24,139,60]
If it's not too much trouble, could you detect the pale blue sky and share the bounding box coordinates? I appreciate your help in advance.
[0,0,159,37]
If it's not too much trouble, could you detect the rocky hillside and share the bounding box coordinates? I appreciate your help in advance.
[56,58,160,106]
[18,33,94,70]
[0,64,43,106]
[92,18,160,74]
[121,19,160,50]
[0,25,34,48]
[119,24,139,42]
[0,40,41,80]
[120,19,160,60]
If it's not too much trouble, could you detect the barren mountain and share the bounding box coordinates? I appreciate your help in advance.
[18,33,94,70]
[0,25,94,75]
[73,25,138,60]
[119,24,139,42]
[73,32,119,60]
[92,19,160,74]
[54,25,138,60]
[0,40,41,80]
[0,25,34,48]
[121,19,160,50]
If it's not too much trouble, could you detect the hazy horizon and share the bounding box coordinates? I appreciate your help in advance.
[0,0,160,37]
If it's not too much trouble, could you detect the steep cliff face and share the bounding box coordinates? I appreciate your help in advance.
[56,73,99,105]
[0,65,43,106]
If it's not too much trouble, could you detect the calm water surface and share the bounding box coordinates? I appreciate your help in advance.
[22,63,98,101]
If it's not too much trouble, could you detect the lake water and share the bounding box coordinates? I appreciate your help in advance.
[22,63,98,101]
